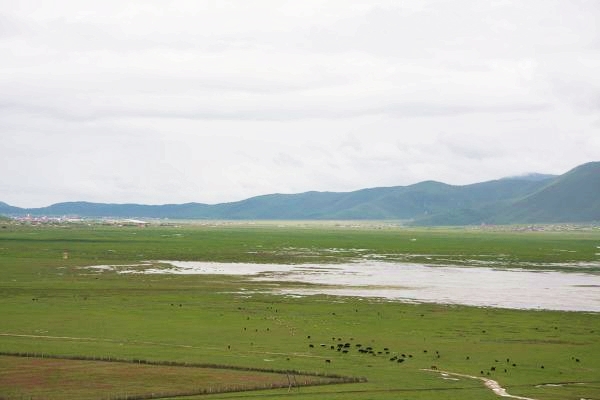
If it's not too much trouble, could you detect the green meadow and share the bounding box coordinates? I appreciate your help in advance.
[0,222,599,399]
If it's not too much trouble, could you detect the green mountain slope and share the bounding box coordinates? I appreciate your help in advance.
[0,202,20,216]
[493,162,600,224]
[1,162,597,224]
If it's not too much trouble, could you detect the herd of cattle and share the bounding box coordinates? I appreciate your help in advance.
[307,335,425,366]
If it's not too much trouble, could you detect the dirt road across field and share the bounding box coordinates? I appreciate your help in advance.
[423,368,537,400]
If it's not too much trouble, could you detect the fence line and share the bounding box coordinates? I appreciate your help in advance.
[0,350,367,399]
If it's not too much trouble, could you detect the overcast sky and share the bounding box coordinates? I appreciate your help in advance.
[2,1,599,207]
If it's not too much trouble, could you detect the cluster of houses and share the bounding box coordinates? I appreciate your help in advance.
[6,214,149,227]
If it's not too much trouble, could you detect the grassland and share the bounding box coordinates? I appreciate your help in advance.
[0,222,599,399]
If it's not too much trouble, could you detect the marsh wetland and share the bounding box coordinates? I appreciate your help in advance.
[1,222,599,399]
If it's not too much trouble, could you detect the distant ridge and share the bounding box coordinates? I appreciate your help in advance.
[492,162,600,224]
[2,162,599,225]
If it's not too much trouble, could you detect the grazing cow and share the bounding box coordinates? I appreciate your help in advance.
[309,344,314,348]
[397,358,404,363]
[430,365,438,370]
[325,359,331,363]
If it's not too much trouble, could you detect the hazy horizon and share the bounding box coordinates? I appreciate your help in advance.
[2,1,599,208]
[1,164,583,209]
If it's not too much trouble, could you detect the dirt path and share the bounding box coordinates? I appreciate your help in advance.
[423,368,538,400]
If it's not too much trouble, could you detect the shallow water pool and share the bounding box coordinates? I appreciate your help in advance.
[85,260,600,312]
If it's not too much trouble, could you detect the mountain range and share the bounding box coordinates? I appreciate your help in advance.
[2,162,599,225]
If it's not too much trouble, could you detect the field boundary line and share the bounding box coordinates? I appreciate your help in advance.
[0,351,367,382]
[0,332,330,359]
[0,332,117,342]
[0,353,368,400]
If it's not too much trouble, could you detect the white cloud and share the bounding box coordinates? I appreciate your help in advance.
[1,0,598,207]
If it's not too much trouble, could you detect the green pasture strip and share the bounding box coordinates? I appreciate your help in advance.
[1,223,599,270]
